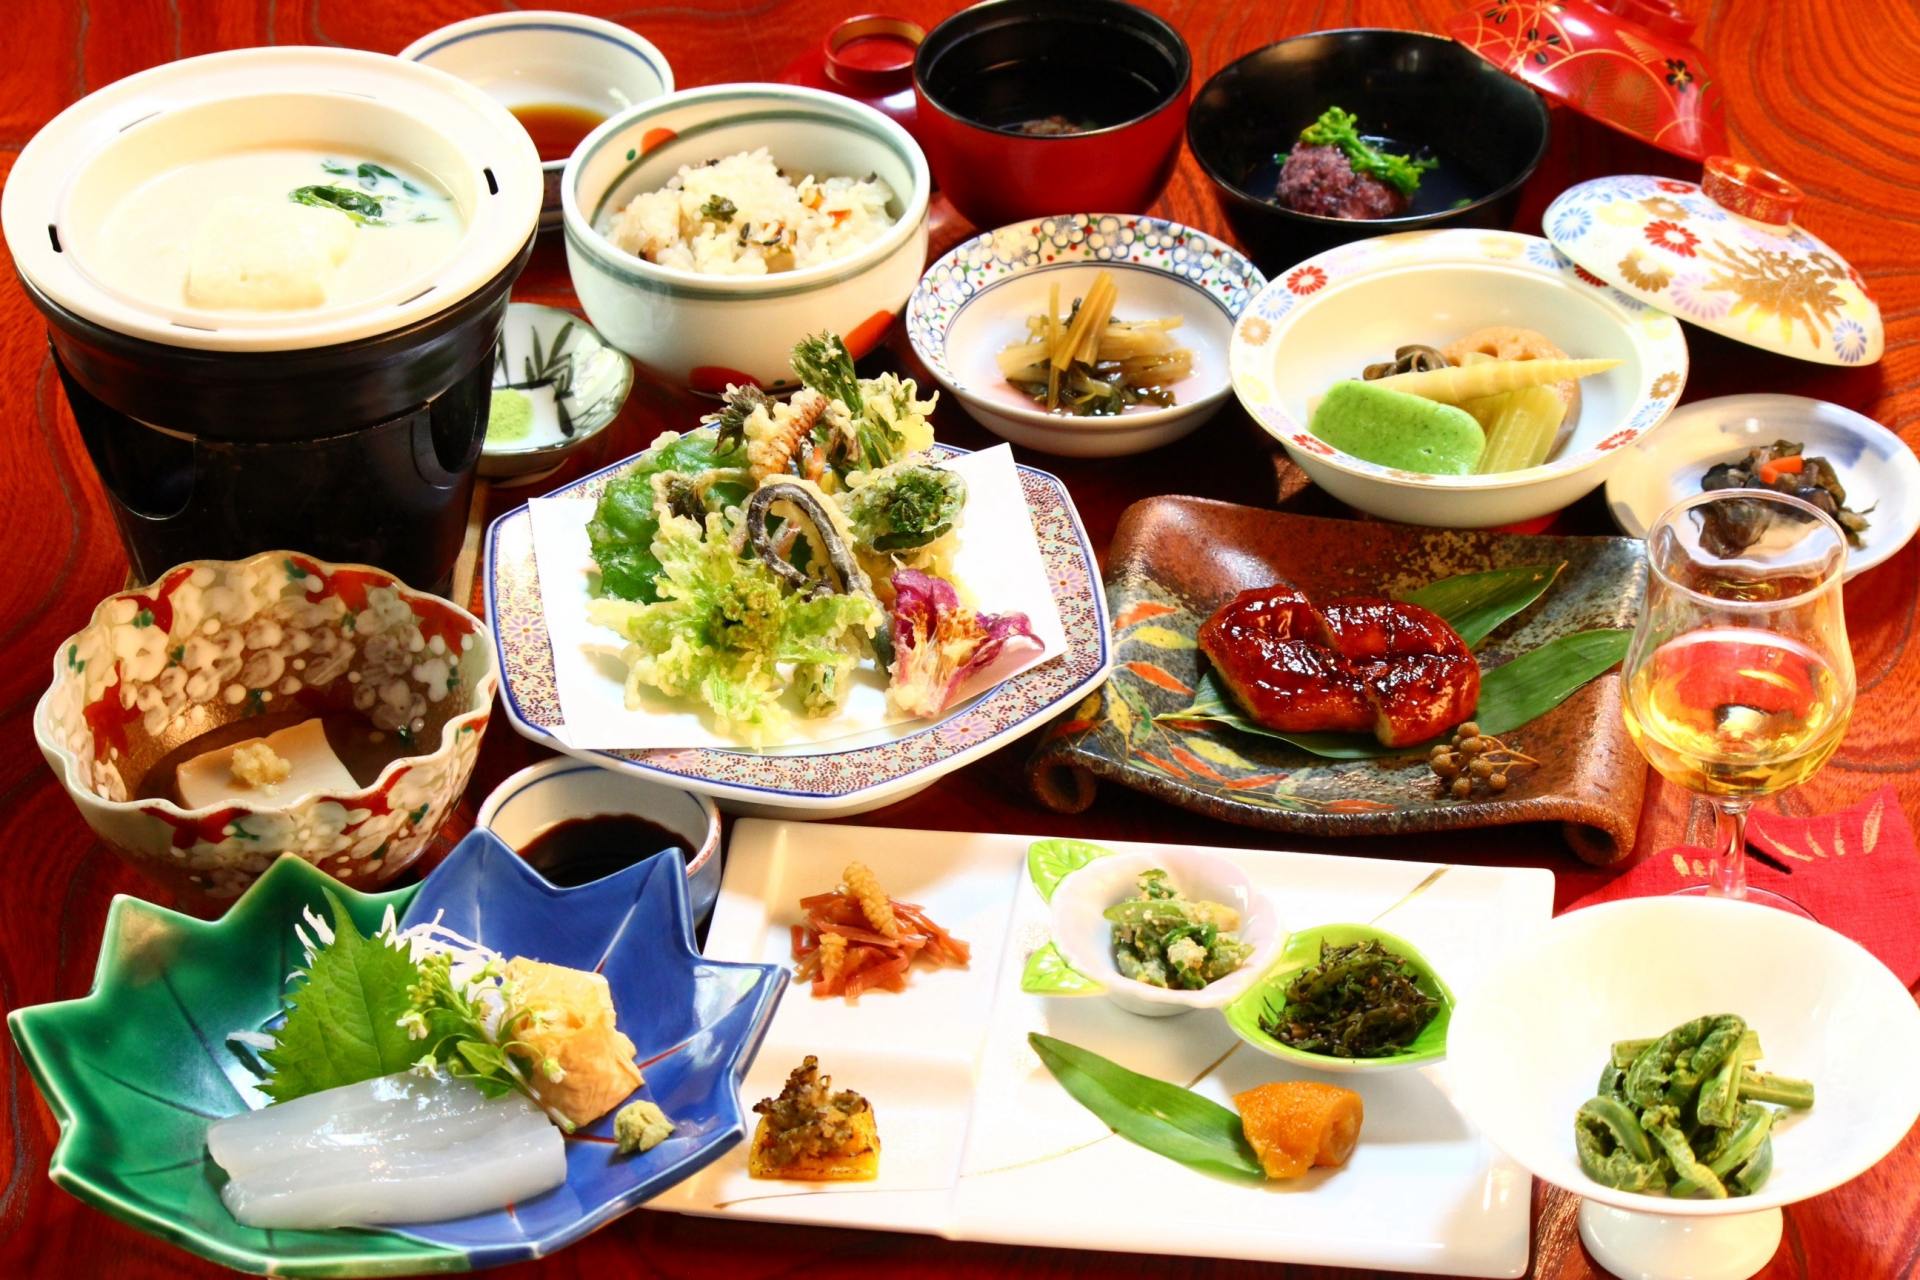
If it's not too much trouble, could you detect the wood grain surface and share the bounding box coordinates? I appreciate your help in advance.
[3,2,1917,1277]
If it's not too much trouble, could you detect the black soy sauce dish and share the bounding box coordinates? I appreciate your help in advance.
[1186,29,1551,275]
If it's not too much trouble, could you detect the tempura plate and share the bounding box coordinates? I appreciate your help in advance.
[652,821,1552,1277]
[485,443,1110,817]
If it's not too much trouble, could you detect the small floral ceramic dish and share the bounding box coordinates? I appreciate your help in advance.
[1231,228,1690,528]
[477,756,723,924]
[483,303,634,486]
[1545,160,1883,366]
[1603,394,1920,581]
[35,552,495,908]
[7,831,788,1276]
[1222,923,1454,1073]
[485,442,1109,818]
[562,83,931,391]
[401,10,675,230]
[1038,843,1283,1018]
[906,213,1264,458]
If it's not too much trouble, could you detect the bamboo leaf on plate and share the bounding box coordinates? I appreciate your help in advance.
[1471,628,1631,736]
[1402,561,1564,649]
[1028,1034,1263,1181]
[1157,630,1630,758]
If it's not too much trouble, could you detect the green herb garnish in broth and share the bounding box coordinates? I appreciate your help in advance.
[294,159,447,226]
[1259,936,1438,1056]
[1295,106,1438,197]
[290,184,389,225]
[1105,869,1254,990]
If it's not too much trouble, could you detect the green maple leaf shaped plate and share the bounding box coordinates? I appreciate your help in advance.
[8,834,788,1276]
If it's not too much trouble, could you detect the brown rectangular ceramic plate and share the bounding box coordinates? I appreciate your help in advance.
[1028,498,1649,864]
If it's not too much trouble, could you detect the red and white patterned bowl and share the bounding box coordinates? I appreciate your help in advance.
[36,552,496,909]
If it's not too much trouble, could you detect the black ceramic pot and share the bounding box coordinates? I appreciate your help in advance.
[31,233,532,594]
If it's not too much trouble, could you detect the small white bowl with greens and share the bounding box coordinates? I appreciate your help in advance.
[1048,848,1284,1018]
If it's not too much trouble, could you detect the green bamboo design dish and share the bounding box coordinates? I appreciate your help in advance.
[1222,923,1454,1073]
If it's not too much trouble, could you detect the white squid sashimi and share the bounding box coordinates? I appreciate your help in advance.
[208,1071,525,1179]
[208,1073,567,1229]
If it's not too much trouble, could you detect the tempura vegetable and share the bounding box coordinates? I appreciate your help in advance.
[587,509,880,743]
[886,568,1041,718]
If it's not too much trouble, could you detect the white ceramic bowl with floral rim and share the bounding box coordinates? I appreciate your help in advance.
[484,443,1109,817]
[35,553,496,909]
[1231,228,1691,528]
[1047,848,1284,1018]
[905,213,1265,458]
[561,82,931,392]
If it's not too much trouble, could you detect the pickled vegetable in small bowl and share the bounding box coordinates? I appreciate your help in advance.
[1222,923,1453,1072]
[1046,847,1284,1018]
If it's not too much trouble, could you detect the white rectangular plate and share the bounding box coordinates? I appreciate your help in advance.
[651,822,1552,1277]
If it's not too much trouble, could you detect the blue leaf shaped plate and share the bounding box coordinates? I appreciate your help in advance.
[7,830,788,1276]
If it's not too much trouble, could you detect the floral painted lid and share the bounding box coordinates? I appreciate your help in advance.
[1447,0,1727,161]
[1544,158,1882,366]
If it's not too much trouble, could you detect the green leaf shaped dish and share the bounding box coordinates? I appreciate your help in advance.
[1221,923,1454,1073]
[8,858,446,1276]
[8,834,788,1276]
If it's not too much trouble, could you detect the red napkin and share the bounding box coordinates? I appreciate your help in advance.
[1567,787,1920,986]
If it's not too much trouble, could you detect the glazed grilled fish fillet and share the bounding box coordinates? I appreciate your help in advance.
[207,1072,567,1229]
[1198,586,1480,747]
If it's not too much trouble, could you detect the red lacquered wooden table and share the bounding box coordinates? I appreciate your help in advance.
[3,2,1917,1277]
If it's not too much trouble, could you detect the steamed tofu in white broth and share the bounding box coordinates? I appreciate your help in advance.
[93,148,464,312]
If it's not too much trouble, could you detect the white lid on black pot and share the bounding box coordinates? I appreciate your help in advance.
[3,46,542,353]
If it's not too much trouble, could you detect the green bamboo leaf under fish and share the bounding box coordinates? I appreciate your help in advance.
[1159,629,1630,758]
[1402,560,1563,649]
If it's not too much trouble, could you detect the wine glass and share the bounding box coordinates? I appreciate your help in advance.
[1622,489,1854,914]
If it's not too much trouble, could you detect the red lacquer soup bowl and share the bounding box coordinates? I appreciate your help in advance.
[913,0,1190,229]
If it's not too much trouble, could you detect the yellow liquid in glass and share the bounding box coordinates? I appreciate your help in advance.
[1624,628,1849,799]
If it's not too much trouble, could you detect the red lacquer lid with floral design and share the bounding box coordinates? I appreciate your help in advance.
[1447,0,1728,161]
[1543,159,1883,366]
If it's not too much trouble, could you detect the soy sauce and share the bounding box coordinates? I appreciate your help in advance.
[509,103,607,164]
[519,813,689,887]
